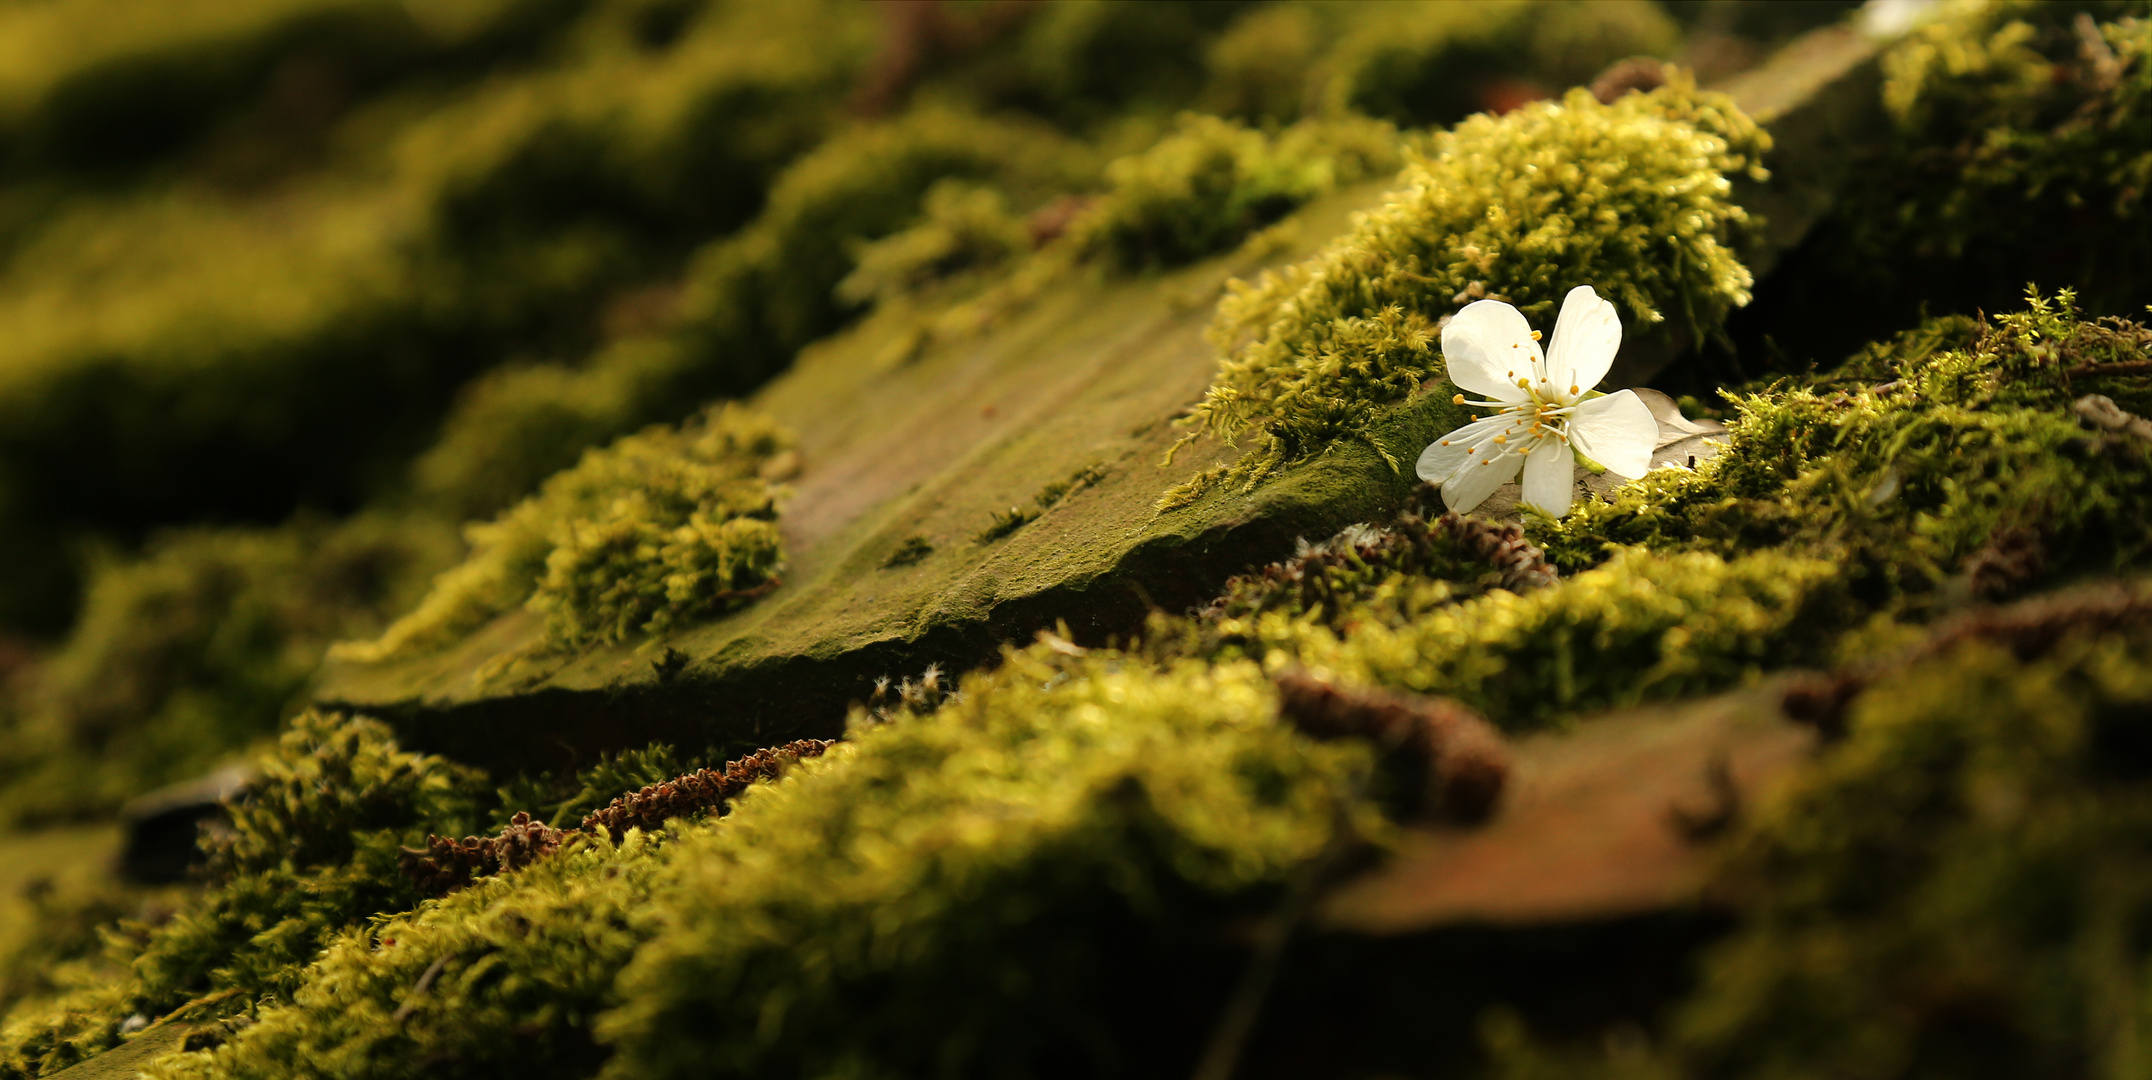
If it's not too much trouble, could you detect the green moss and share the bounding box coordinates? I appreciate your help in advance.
[1537,293,2152,599]
[1197,1,1680,127]
[1066,112,1405,271]
[666,105,1095,401]
[1170,76,1769,505]
[1875,0,2152,262]
[972,504,1039,545]
[0,513,457,826]
[600,652,1371,1080]
[343,403,791,661]
[144,830,667,1080]
[835,179,1034,308]
[1487,592,2152,1080]
[0,712,488,1078]
[1234,546,1855,732]
[1306,0,1680,126]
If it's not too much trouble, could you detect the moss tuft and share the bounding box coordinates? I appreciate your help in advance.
[340,403,792,662]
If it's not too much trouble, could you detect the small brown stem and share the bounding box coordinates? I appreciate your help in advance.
[391,954,452,1025]
[2066,360,2152,379]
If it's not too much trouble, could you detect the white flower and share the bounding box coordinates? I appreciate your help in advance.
[1415,285,1659,517]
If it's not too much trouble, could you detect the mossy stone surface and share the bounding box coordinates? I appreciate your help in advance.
[316,26,1890,776]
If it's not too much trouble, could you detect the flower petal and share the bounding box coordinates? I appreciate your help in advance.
[1441,300,1539,403]
[1415,414,1514,482]
[1441,446,1525,514]
[1543,285,1623,395]
[1568,389,1657,479]
[1520,437,1574,517]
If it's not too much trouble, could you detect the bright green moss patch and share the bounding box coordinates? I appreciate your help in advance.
[104,652,1374,1080]
[1170,75,1768,504]
[1538,293,2152,598]
[342,404,792,662]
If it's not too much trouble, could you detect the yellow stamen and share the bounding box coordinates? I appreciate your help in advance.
[1570,384,1580,395]
[1529,330,1542,341]
[1516,377,1531,389]
[1493,435,1507,444]
[1452,393,1465,405]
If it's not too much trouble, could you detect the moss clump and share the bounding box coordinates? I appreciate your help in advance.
[835,180,1035,309]
[146,830,667,1080]
[1066,112,1404,271]
[600,652,1370,1080]
[0,513,457,826]
[1171,75,1768,503]
[1877,1,2152,264]
[342,403,792,662]
[0,712,487,1077]
[1198,494,1557,629]
[666,106,1095,401]
[1539,293,2152,599]
[1250,547,1856,732]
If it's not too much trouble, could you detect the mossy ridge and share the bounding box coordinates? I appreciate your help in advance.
[1168,74,1770,507]
[71,652,1375,1080]
[342,403,792,665]
[599,652,1372,1080]
[1538,292,2152,599]
[1486,587,2152,1080]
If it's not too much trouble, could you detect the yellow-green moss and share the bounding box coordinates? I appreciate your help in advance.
[1486,591,2152,1080]
[143,830,667,1080]
[0,712,489,1079]
[1065,112,1405,270]
[343,403,792,661]
[1876,0,2152,259]
[1537,293,2152,597]
[600,652,1371,1080]
[0,513,457,826]
[1198,1,1680,126]
[1169,75,1768,505]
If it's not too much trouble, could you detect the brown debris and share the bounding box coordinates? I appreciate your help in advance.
[1784,581,2152,735]
[1204,491,1557,625]
[1965,523,2049,601]
[581,738,834,841]
[398,812,569,898]
[1590,56,1668,104]
[400,739,837,896]
[1274,671,1509,823]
